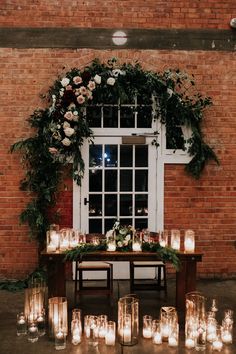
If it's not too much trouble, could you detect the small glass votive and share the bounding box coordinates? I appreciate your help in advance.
[212,326,223,351]
[159,230,168,247]
[27,321,39,343]
[168,322,179,347]
[143,315,153,339]
[152,319,162,345]
[16,313,27,336]
[85,315,98,346]
[171,229,181,251]
[221,319,233,344]
[71,319,82,345]
[37,311,46,336]
[105,321,116,346]
[55,329,66,350]
[98,315,108,338]
[207,317,217,343]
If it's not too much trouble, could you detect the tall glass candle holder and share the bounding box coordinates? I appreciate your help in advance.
[118,295,139,346]
[87,315,99,347]
[59,229,70,251]
[132,233,142,252]
[184,229,195,252]
[168,321,179,347]
[160,306,178,341]
[107,232,116,252]
[69,230,79,248]
[16,313,27,336]
[152,319,162,345]
[143,315,153,338]
[47,224,60,252]
[171,229,180,251]
[48,297,68,338]
[71,319,82,345]
[24,279,47,322]
[159,230,168,247]
[98,315,108,338]
[105,321,116,346]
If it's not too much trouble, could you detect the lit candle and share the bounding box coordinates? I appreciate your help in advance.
[159,240,166,247]
[47,243,57,252]
[70,240,78,248]
[143,328,152,338]
[171,240,180,250]
[153,332,162,344]
[50,231,60,248]
[60,240,69,251]
[18,317,26,325]
[221,332,232,344]
[132,242,142,252]
[107,243,116,252]
[123,326,131,343]
[184,239,195,252]
[162,324,170,339]
[99,327,107,338]
[212,339,223,351]
[185,338,195,348]
[72,330,81,345]
[168,336,178,347]
[105,332,116,346]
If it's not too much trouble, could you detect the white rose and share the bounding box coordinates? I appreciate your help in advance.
[167,88,173,98]
[63,121,70,129]
[112,69,122,77]
[64,127,75,137]
[73,111,78,115]
[61,77,70,87]
[94,74,101,84]
[107,77,116,86]
[61,137,71,146]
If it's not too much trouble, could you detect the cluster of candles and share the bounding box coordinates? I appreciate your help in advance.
[16,310,46,342]
[185,293,233,351]
[46,225,86,253]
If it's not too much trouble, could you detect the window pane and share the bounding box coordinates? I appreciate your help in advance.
[105,170,117,192]
[120,106,135,128]
[120,170,132,191]
[166,125,185,150]
[135,170,148,191]
[120,194,132,216]
[87,106,102,127]
[105,194,117,216]
[120,145,132,167]
[89,219,102,233]
[89,170,102,191]
[135,194,148,216]
[89,145,102,168]
[135,145,148,167]
[119,218,132,227]
[105,145,117,167]
[103,106,118,127]
[105,219,116,233]
[137,106,152,128]
[89,194,102,216]
[135,218,148,230]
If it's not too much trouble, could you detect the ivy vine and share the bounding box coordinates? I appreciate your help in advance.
[11,58,219,243]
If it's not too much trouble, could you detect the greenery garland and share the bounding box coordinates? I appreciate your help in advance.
[11,58,218,243]
[64,241,180,271]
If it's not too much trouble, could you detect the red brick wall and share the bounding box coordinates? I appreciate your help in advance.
[0,0,235,29]
[0,1,235,279]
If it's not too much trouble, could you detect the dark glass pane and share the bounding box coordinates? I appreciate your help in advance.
[166,125,185,150]
[105,194,117,216]
[135,194,148,216]
[120,170,132,191]
[89,145,102,168]
[135,170,148,191]
[105,170,117,192]
[120,145,133,167]
[120,194,132,216]
[137,106,152,128]
[89,194,102,216]
[119,218,132,228]
[120,106,135,128]
[105,145,117,167]
[89,219,102,233]
[135,218,148,230]
[105,219,116,233]
[89,170,102,192]
[87,106,102,127]
[103,106,118,127]
[137,96,152,105]
[135,145,148,167]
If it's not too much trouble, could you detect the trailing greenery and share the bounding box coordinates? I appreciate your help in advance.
[0,266,47,292]
[64,241,180,271]
[11,58,218,242]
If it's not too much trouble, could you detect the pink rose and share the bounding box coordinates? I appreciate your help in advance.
[73,76,83,85]
[77,95,85,104]
[64,111,74,120]
[48,147,58,154]
[87,80,96,91]
[65,85,73,91]
[79,86,87,95]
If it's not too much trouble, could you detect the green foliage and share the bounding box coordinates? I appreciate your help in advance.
[11,58,218,243]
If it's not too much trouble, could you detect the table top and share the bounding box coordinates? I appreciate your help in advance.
[41,249,203,262]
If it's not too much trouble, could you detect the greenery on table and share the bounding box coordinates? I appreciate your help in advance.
[64,241,180,271]
[11,57,218,243]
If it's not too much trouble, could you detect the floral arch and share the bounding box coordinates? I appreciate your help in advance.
[11,58,218,242]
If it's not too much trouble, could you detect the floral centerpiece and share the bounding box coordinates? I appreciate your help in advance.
[105,221,135,250]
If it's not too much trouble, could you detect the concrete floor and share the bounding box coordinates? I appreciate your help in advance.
[0,279,236,354]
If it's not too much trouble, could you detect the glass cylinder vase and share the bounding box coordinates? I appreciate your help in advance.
[171,229,180,251]
[160,306,178,342]
[184,229,195,252]
[118,295,139,346]
[48,297,68,339]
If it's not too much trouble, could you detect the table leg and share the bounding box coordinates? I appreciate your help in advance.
[176,259,197,313]
[47,258,66,298]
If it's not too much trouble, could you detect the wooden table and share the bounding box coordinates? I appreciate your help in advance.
[41,250,202,313]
